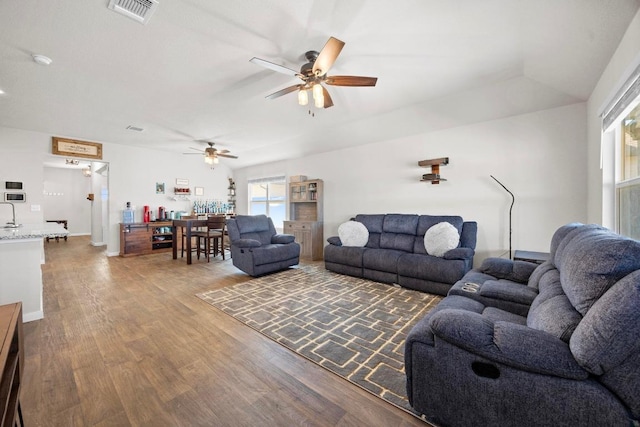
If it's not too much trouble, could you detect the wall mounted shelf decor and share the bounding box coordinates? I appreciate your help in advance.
[419,157,449,184]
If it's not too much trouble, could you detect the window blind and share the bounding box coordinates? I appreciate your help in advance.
[602,63,640,131]
[247,175,285,184]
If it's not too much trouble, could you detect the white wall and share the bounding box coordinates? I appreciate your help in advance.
[587,8,640,227]
[234,103,588,264]
[0,127,48,225]
[0,126,233,255]
[42,167,92,235]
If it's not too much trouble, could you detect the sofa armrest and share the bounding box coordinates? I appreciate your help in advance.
[429,309,588,380]
[327,236,342,246]
[443,247,474,260]
[271,234,295,244]
[480,257,537,283]
[232,238,262,248]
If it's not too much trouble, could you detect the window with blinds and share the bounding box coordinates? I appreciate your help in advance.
[247,176,286,230]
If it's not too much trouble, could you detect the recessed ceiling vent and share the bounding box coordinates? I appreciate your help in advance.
[108,0,158,25]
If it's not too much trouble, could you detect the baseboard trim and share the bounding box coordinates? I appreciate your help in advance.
[23,310,44,323]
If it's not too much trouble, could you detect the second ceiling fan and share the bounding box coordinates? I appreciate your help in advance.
[250,36,377,109]
[184,142,238,165]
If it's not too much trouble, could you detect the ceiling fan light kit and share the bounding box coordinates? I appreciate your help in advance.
[183,141,237,166]
[251,36,377,110]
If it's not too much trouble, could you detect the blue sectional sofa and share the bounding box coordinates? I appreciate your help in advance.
[324,214,477,295]
[405,223,640,426]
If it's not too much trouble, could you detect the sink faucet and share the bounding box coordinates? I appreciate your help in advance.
[0,202,19,227]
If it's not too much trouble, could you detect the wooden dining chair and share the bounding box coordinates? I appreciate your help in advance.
[179,215,199,258]
[194,215,226,261]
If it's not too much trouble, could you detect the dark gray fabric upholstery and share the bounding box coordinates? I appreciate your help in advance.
[227,215,300,277]
[325,214,477,295]
[480,257,538,283]
[405,223,640,426]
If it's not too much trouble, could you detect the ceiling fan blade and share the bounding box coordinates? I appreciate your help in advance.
[312,37,345,77]
[218,149,230,154]
[265,84,303,100]
[217,153,238,159]
[325,75,378,87]
[322,86,334,109]
[250,57,299,77]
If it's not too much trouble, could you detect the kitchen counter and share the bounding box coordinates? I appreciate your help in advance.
[0,222,68,322]
[0,222,69,241]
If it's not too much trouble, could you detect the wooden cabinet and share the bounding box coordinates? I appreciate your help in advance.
[0,302,23,427]
[284,220,323,260]
[119,221,174,257]
[288,179,323,260]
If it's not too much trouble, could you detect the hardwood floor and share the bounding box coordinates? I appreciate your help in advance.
[22,236,430,426]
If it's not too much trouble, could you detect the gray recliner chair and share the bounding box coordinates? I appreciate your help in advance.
[226,215,300,277]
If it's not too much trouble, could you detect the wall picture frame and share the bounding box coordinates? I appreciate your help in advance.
[52,137,103,160]
[176,178,189,186]
[156,182,165,194]
[194,187,204,196]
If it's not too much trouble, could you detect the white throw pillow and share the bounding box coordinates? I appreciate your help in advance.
[338,221,369,247]
[424,222,460,257]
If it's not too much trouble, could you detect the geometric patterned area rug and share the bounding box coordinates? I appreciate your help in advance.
[197,264,441,416]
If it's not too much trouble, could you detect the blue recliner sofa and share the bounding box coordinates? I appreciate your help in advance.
[405,223,640,426]
[226,215,300,277]
[325,214,477,295]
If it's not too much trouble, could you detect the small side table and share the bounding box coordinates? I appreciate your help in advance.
[514,250,550,264]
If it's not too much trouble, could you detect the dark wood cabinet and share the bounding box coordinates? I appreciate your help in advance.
[119,221,174,256]
[0,302,23,427]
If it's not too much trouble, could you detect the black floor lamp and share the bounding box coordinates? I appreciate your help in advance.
[490,175,515,260]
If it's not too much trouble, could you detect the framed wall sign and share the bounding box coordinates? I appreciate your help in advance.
[52,137,103,160]
[176,178,189,186]
[194,187,204,196]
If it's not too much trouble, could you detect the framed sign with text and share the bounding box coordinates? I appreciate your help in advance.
[52,137,103,160]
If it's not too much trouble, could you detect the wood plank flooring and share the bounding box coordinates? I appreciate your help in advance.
[21,236,430,426]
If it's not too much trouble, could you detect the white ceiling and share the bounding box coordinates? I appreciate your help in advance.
[1,0,638,169]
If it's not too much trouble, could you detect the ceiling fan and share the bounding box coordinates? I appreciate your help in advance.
[183,142,238,165]
[250,36,377,109]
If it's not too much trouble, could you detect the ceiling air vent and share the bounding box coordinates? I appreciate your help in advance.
[108,0,158,25]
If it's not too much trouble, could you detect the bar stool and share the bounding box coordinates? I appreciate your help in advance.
[193,215,226,261]
[180,215,199,258]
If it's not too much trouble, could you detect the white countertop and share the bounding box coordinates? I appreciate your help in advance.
[0,222,70,241]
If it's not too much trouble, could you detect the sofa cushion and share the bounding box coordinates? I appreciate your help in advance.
[251,244,300,266]
[527,294,581,343]
[338,221,369,247]
[362,248,405,272]
[271,234,295,244]
[378,215,419,253]
[559,228,640,316]
[424,222,460,257]
[380,232,415,252]
[480,257,538,284]
[570,270,640,376]
[398,253,468,285]
[382,214,419,234]
[355,214,384,248]
[324,244,365,267]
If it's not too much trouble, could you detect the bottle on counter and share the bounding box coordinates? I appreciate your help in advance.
[123,202,135,224]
